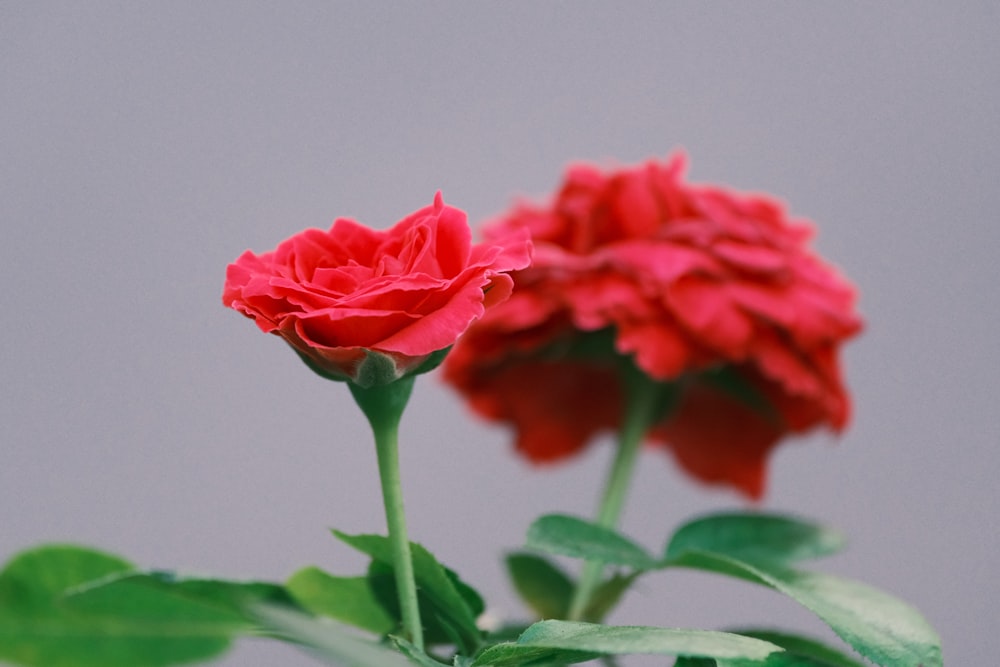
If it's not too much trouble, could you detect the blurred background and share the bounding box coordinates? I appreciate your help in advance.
[2,2,996,664]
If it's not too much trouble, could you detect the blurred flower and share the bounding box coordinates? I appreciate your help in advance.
[443,154,861,498]
[224,193,532,387]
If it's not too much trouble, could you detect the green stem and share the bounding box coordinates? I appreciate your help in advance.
[567,364,667,621]
[349,377,424,652]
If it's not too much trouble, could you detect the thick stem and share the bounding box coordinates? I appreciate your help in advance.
[349,377,424,651]
[567,364,666,621]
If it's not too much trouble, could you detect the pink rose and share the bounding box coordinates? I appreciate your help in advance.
[444,154,862,499]
[223,193,532,386]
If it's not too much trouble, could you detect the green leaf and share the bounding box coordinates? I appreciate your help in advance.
[286,566,396,635]
[390,636,447,667]
[582,571,640,623]
[735,629,867,666]
[525,515,658,570]
[66,571,290,626]
[665,550,942,667]
[446,568,485,620]
[252,603,418,667]
[675,656,848,667]
[665,513,846,564]
[472,620,782,667]
[0,544,238,667]
[367,559,473,648]
[674,628,869,666]
[479,623,533,644]
[505,553,574,620]
[672,659,716,667]
[334,531,482,651]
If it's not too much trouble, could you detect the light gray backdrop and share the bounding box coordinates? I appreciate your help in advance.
[2,2,996,665]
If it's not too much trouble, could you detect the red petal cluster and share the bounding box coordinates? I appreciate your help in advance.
[443,154,861,498]
[224,193,532,385]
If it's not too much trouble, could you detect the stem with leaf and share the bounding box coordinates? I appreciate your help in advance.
[348,376,424,652]
[567,361,672,621]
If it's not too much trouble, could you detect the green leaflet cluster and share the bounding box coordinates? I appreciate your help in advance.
[0,512,941,667]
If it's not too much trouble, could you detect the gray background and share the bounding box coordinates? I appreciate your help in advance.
[2,2,997,665]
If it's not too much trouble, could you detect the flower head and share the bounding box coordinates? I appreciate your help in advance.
[224,193,532,386]
[443,154,861,498]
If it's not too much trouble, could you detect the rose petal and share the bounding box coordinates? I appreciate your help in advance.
[652,380,782,500]
[666,275,754,357]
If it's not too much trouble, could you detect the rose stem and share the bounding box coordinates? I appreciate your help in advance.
[567,362,666,621]
[349,376,424,652]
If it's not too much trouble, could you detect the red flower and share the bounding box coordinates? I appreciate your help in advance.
[224,193,532,386]
[443,154,861,498]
